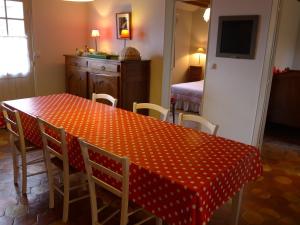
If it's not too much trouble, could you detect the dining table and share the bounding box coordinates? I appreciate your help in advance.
[0,112,4,128]
[2,93,262,225]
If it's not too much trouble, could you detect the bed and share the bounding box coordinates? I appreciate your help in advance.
[171,80,204,113]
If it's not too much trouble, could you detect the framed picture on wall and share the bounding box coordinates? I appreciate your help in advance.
[116,12,132,40]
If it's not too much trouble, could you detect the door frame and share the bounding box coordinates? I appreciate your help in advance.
[251,0,281,148]
[161,0,213,111]
[161,0,176,109]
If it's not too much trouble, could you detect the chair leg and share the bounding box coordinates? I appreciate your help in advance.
[62,172,70,223]
[44,149,55,208]
[88,181,98,225]
[21,152,27,195]
[231,187,244,225]
[12,147,18,185]
[48,165,55,209]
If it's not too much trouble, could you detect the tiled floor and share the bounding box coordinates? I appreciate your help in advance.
[0,126,300,225]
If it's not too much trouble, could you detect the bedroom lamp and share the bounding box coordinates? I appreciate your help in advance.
[91,29,100,52]
[203,7,210,22]
[120,29,130,48]
[197,47,206,65]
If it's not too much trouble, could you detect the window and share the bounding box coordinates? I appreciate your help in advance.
[0,0,30,77]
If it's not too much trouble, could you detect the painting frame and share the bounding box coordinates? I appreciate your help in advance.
[116,12,132,40]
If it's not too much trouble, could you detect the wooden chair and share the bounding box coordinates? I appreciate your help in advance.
[79,139,155,225]
[133,102,169,121]
[37,118,89,223]
[92,93,118,107]
[178,113,218,135]
[1,103,46,195]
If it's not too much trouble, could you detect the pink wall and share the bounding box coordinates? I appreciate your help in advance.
[88,0,166,104]
[32,0,88,96]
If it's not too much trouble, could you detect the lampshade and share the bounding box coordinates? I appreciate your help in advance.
[120,29,130,39]
[91,29,100,37]
[197,47,206,54]
[203,7,210,22]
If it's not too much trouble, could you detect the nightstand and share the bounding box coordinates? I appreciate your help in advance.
[187,66,202,82]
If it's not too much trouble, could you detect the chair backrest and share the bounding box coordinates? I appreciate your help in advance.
[79,139,129,225]
[178,113,218,135]
[37,117,69,170]
[133,102,169,121]
[92,93,118,107]
[1,103,26,150]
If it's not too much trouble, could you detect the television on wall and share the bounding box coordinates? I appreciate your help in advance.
[216,15,259,59]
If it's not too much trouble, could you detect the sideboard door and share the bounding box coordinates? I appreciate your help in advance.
[89,73,120,102]
[66,68,87,98]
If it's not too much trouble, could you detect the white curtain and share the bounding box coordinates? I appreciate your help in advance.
[0,36,30,77]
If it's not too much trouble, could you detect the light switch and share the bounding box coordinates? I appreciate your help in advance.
[211,63,217,69]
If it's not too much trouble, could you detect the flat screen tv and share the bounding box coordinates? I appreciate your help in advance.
[216,15,259,59]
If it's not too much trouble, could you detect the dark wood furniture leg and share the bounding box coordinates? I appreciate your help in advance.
[171,97,176,124]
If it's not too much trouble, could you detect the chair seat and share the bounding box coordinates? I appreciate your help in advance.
[50,157,78,174]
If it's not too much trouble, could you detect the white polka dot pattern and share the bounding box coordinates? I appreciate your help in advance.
[3,94,263,225]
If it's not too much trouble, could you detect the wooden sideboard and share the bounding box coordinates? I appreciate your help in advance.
[65,55,150,111]
[267,70,300,128]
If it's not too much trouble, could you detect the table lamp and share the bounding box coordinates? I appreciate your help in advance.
[120,29,130,48]
[197,47,206,64]
[91,29,100,52]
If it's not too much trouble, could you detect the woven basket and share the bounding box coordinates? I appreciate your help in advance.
[119,47,141,61]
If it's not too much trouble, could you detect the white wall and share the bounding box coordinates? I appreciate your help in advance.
[293,24,300,69]
[202,0,274,144]
[274,0,300,69]
[189,8,209,68]
[88,0,166,104]
[32,0,88,96]
[171,9,192,84]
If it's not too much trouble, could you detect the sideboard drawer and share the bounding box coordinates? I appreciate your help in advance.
[66,57,88,68]
[88,60,120,73]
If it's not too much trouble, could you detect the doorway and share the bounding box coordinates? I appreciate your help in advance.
[262,0,300,148]
[169,0,210,123]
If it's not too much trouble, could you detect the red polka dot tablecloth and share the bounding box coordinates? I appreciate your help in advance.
[3,93,262,225]
[0,112,5,128]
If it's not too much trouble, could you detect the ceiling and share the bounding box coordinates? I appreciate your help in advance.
[181,0,210,8]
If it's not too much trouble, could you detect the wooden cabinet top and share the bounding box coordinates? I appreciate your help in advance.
[64,55,150,63]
